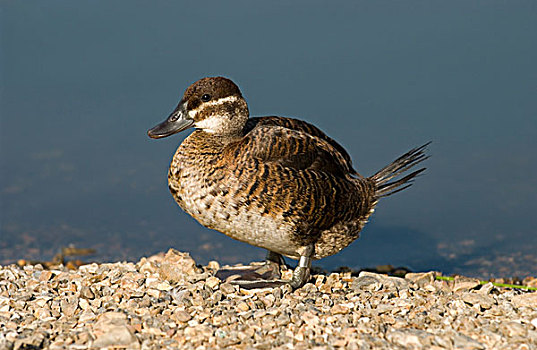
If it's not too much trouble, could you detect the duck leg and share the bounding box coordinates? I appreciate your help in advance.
[215,246,314,290]
[215,250,284,283]
[265,250,286,266]
[288,245,314,289]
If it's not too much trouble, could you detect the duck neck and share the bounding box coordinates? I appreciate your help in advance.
[187,130,241,151]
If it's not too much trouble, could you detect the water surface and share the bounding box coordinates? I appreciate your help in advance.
[2,1,536,278]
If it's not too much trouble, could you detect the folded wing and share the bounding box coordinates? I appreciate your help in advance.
[241,116,358,177]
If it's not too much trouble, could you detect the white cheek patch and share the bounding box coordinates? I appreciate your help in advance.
[194,115,227,133]
[191,95,240,133]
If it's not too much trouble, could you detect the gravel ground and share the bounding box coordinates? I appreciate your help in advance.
[1,249,536,350]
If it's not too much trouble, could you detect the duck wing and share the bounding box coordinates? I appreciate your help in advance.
[229,121,355,177]
[245,116,357,175]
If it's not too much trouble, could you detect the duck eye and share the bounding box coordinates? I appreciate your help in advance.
[201,94,211,102]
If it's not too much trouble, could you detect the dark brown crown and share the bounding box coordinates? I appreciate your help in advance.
[182,77,243,110]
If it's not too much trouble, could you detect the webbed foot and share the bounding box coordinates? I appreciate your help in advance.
[215,247,313,290]
[215,259,282,282]
[215,250,284,284]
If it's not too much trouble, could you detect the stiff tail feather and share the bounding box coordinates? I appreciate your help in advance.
[371,142,430,198]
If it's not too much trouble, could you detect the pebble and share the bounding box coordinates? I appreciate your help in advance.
[0,248,535,349]
[220,282,237,295]
[478,282,495,295]
[512,292,537,308]
[91,312,140,349]
[531,318,537,328]
[386,328,432,348]
[351,272,382,291]
[205,276,220,290]
[462,291,496,310]
[173,310,192,323]
[453,276,481,293]
[405,271,435,288]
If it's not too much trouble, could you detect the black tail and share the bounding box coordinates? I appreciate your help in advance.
[370,142,430,198]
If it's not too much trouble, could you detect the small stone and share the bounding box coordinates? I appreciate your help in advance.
[91,312,140,349]
[131,323,142,333]
[13,333,46,350]
[531,318,537,329]
[220,283,236,295]
[387,328,431,348]
[384,276,410,292]
[453,276,481,293]
[147,289,161,299]
[522,276,537,288]
[272,286,283,300]
[79,298,90,310]
[351,272,383,292]
[170,289,192,305]
[61,295,79,317]
[453,333,485,350]
[145,277,160,288]
[275,312,290,326]
[319,273,341,293]
[156,281,172,291]
[92,326,139,349]
[79,263,99,274]
[301,282,317,294]
[35,307,52,320]
[314,275,325,287]
[80,286,95,299]
[333,338,347,347]
[331,304,350,314]
[462,292,496,310]
[478,282,495,295]
[301,311,320,327]
[173,310,192,323]
[158,249,201,283]
[512,293,537,308]
[237,301,250,312]
[500,321,528,337]
[79,310,97,323]
[5,331,18,342]
[75,331,92,344]
[294,332,304,342]
[205,276,220,290]
[39,270,53,282]
[34,297,50,308]
[259,294,275,308]
[207,261,220,270]
[405,272,435,288]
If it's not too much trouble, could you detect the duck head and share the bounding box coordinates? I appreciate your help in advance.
[148,77,249,138]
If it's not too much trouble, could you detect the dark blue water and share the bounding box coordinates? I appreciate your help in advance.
[2,1,536,278]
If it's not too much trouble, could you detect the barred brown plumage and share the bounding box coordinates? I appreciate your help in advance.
[148,77,429,289]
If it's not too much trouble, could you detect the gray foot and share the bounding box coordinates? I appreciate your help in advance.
[215,260,282,282]
[265,251,286,266]
[215,247,313,290]
[288,265,311,289]
[228,278,289,289]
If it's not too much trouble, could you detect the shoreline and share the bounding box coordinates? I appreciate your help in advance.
[1,249,536,349]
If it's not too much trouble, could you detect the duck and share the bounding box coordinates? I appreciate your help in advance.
[148,77,428,289]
